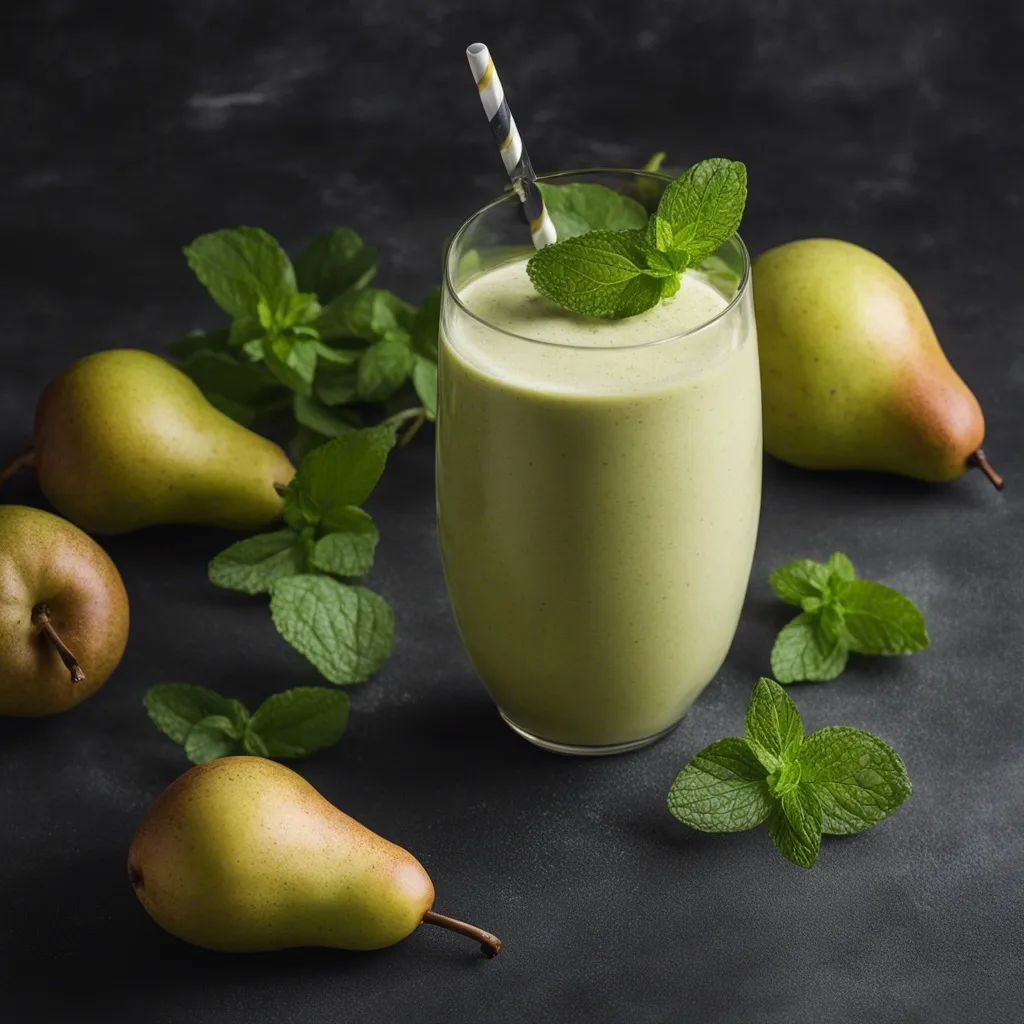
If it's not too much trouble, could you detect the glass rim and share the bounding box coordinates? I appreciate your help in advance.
[442,167,752,351]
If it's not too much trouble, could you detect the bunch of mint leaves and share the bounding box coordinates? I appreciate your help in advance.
[527,157,747,319]
[144,684,348,764]
[210,424,397,684]
[770,553,929,683]
[169,226,439,456]
[668,677,912,868]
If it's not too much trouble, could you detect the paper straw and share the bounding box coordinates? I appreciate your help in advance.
[465,42,557,250]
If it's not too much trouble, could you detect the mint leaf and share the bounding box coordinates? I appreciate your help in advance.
[270,292,322,329]
[313,343,363,368]
[527,230,678,320]
[294,228,377,303]
[317,288,414,343]
[293,391,356,439]
[184,715,245,765]
[744,677,803,768]
[310,507,378,577]
[208,528,304,595]
[411,289,440,361]
[184,227,296,319]
[246,687,349,758]
[798,726,912,835]
[647,158,747,263]
[260,335,318,394]
[536,182,648,240]
[180,350,282,423]
[143,684,244,745]
[315,367,359,407]
[357,337,413,402]
[834,579,929,655]
[412,356,438,420]
[642,151,667,173]
[667,737,773,832]
[771,611,849,683]
[269,575,394,684]
[769,559,830,606]
[827,552,855,582]
[767,785,822,868]
[283,426,395,530]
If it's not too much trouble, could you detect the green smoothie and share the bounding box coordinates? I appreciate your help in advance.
[437,256,761,750]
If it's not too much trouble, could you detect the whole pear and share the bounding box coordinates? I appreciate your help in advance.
[0,505,129,715]
[753,239,1001,486]
[26,349,294,534]
[128,757,500,956]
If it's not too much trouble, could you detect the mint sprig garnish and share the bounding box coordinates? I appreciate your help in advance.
[526,158,747,320]
[770,552,929,683]
[208,426,396,683]
[144,684,349,765]
[667,678,912,868]
[172,226,438,455]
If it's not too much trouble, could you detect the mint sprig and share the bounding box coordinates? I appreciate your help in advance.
[208,426,396,683]
[667,678,912,868]
[173,226,438,453]
[144,684,349,764]
[526,158,747,320]
[770,553,929,683]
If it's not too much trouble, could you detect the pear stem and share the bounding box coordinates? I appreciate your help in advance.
[0,448,36,490]
[32,607,85,684]
[968,450,1004,491]
[421,910,502,957]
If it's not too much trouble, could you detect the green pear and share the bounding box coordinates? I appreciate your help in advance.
[128,757,501,956]
[12,349,295,534]
[0,505,129,715]
[753,239,1001,487]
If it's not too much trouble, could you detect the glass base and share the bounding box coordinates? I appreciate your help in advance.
[499,711,682,757]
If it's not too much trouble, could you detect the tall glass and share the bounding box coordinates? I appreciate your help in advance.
[437,170,761,755]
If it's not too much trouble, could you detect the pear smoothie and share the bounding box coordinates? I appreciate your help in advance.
[437,177,762,753]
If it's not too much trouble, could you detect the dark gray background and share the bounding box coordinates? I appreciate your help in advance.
[2,1,1022,1021]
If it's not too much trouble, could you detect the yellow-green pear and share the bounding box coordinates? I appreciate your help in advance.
[753,239,1001,487]
[13,349,295,534]
[0,505,129,715]
[128,757,501,956]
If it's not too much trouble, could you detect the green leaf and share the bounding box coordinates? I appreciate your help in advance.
[357,338,414,402]
[315,366,360,407]
[184,227,296,320]
[767,785,822,868]
[744,677,803,768]
[208,528,304,595]
[269,575,395,684]
[771,611,849,683]
[143,684,244,745]
[316,288,415,343]
[293,391,356,438]
[667,737,774,833]
[262,335,318,394]
[313,343,363,368]
[834,579,930,656]
[311,507,379,577]
[647,158,747,263]
[167,327,231,360]
[526,229,679,320]
[827,552,856,582]
[642,151,667,173]
[294,228,377,302]
[411,288,440,361]
[412,356,438,420]
[283,426,395,532]
[273,292,322,328]
[246,687,350,758]
[769,559,831,606]
[536,182,649,240]
[180,349,282,409]
[184,715,244,765]
[798,726,913,835]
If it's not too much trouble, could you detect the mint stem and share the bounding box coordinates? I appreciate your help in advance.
[0,448,36,490]
[32,606,85,684]
[421,910,502,957]
[968,450,1004,491]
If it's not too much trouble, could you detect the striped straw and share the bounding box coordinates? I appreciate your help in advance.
[465,42,557,250]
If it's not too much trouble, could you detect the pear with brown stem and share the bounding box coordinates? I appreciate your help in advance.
[128,757,502,957]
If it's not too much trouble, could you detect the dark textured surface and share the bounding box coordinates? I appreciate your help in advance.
[2,1,1023,1021]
